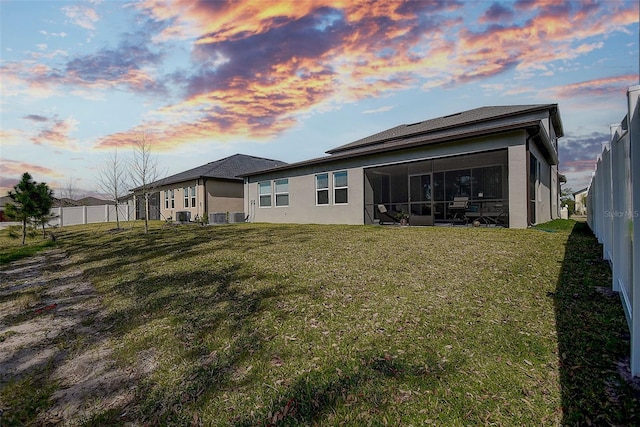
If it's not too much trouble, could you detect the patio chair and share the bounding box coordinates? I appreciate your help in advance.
[448,197,469,223]
[487,202,506,225]
[377,204,399,225]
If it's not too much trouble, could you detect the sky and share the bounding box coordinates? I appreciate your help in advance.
[1,0,638,198]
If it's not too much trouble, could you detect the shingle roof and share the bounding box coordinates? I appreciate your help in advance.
[146,154,287,188]
[76,196,114,206]
[327,104,562,154]
[242,104,562,177]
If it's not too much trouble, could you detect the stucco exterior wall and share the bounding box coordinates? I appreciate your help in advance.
[508,145,528,228]
[246,168,364,224]
[247,131,526,225]
[155,179,244,221]
[157,179,201,220]
[575,191,588,215]
[550,164,559,219]
[207,180,244,213]
[529,142,553,224]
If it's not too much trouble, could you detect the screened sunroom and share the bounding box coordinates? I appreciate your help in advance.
[364,149,509,226]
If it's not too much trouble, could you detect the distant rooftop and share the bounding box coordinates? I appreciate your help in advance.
[138,154,287,190]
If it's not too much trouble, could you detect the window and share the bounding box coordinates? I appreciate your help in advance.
[164,190,169,209]
[316,173,329,205]
[190,186,196,207]
[259,182,271,207]
[184,187,189,207]
[170,189,175,209]
[334,171,348,204]
[275,179,289,207]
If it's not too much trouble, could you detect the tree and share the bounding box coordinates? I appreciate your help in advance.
[6,173,39,245]
[97,149,129,229]
[61,176,79,202]
[561,187,576,216]
[130,133,163,234]
[33,182,56,238]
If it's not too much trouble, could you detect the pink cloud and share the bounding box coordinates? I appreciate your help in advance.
[105,0,634,149]
[1,159,62,177]
[30,116,80,150]
[0,159,65,195]
[553,75,638,98]
[13,0,636,153]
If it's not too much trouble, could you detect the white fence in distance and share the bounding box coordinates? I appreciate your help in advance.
[587,85,640,377]
[51,204,135,227]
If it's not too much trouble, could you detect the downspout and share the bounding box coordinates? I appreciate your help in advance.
[203,178,208,219]
[526,127,541,227]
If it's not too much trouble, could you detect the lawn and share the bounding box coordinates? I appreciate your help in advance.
[0,220,638,425]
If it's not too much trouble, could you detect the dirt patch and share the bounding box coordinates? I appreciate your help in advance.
[0,248,151,425]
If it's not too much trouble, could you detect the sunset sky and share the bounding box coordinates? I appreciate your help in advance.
[1,0,638,197]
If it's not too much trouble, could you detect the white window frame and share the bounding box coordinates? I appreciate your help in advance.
[170,189,175,209]
[333,171,348,205]
[316,173,329,206]
[274,179,289,207]
[184,187,189,208]
[190,186,196,207]
[259,181,272,208]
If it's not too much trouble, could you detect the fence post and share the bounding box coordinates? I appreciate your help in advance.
[628,85,640,377]
[596,152,605,244]
[610,124,622,293]
[604,143,614,263]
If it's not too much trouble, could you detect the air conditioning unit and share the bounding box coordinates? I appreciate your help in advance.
[210,212,227,224]
[176,211,191,222]
[229,212,245,223]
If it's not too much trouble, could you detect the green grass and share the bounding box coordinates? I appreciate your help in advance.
[0,234,55,264]
[0,367,57,426]
[533,219,580,232]
[1,219,638,425]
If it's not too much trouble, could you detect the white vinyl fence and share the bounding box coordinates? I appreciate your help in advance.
[587,85,640,376]
[51,204,135,227]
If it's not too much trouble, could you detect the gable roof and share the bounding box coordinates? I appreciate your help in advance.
[328,104,562,155]
[147,154,287,189]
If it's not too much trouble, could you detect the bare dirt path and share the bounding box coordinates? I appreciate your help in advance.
[0,249,137,425]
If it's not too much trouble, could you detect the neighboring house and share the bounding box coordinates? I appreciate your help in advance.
[133,154,287,222]
[243,104,564,228]
[573,188,588,215]
[54,197,81,207]
[75,196,114,206]
[0,195,10,222]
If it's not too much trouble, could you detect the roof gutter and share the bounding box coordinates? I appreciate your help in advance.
[242,120,546,177]
[528,124,559,165]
